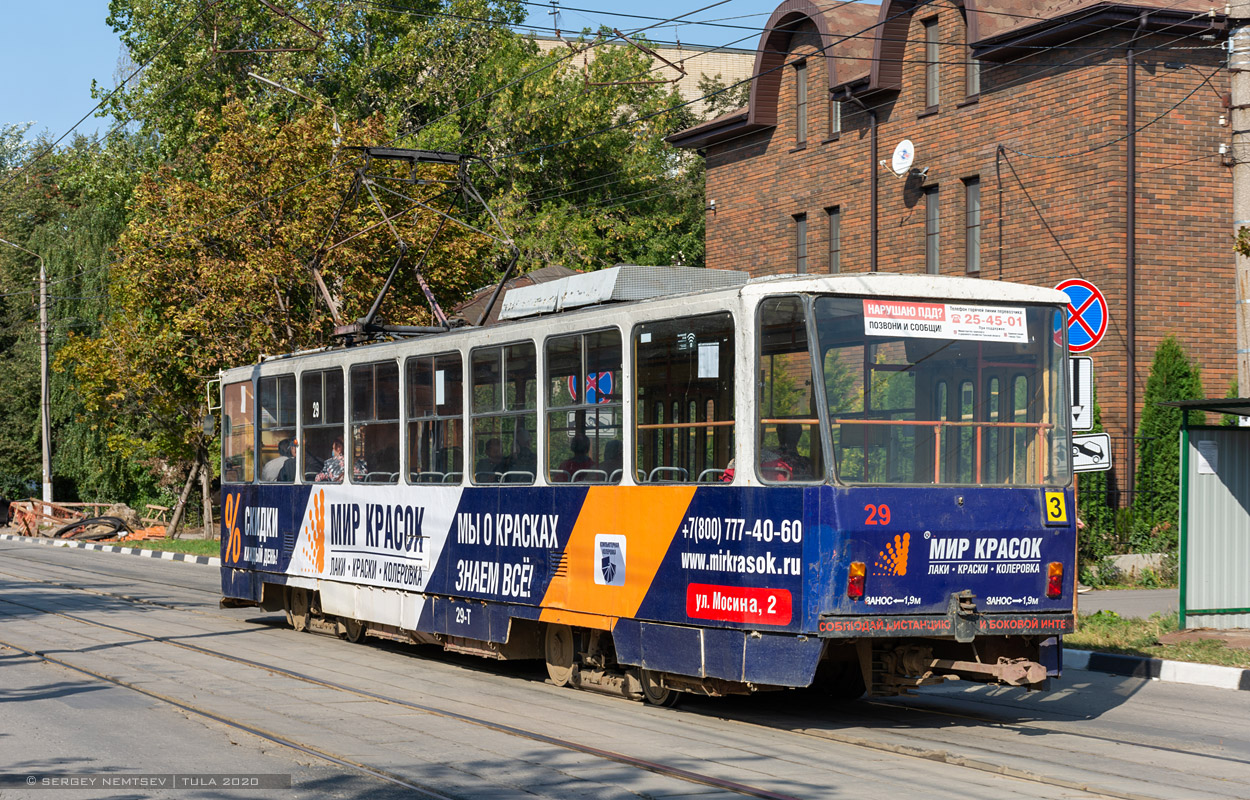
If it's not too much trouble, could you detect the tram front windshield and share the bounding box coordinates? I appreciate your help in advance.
[812,296,1070,487]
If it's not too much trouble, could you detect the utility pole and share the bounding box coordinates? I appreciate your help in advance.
[1232,0,1250,395]
[0,237,52,508]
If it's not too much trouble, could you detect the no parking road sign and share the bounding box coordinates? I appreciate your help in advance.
[1055,279,1108,353]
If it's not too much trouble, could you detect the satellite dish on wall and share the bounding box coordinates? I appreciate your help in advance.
[890,139,915,176]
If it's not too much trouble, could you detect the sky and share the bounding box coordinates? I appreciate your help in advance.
[0,0,792,147]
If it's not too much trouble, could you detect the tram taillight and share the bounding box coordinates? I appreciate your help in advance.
[847,562,866,599]
[1046,562,1063,598]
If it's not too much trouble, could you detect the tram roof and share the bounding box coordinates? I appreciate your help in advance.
[737,272,1070,305]
[229,271,1067,376]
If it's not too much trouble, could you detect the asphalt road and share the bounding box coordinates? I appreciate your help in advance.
[1,540,1246,800]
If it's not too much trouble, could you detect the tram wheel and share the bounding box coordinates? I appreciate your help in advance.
[544,624,576,687]
[339,616,365,643]
[286,588,311,632]
[639,670,680,707]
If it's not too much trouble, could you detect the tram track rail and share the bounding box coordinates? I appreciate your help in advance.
[0,588,803,800]
[1,553,1231,775]
[0,560,1184,800]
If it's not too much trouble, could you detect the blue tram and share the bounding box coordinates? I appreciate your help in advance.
[218,268,1075,702]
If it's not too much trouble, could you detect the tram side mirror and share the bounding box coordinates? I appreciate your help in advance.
[202,414,217,438]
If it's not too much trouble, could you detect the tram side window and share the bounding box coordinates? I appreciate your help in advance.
[223,381,255,483]
[471,343,537,484]
[634,313,734,483]
[303,369,344,482]
[546,329,622,484]
[259,375,297,483]
[757,297,824,482]
[350,361,400,483]
[407,353,464,484]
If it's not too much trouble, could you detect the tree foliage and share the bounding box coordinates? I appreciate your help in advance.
[59,98,491,467]
[1133,335,1205,551]
[5,1,711,506]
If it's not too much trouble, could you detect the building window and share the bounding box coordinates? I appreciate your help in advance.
[924,18,939,109]
[829,99,841,137]
[826,206,841,273]
[964,177,981,273]
[795,60,808,146]
[794,213,808,273]
[925,186,939,274]
[966,49,981,97]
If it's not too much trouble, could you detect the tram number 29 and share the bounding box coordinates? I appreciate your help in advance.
[455,607,472,625]
[864,504,891,525]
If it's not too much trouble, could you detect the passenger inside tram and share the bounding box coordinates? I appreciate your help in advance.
[315,438,346,482]
[475,438,503,481]
[507,427,537,476]
[557,434,595,481]
[600,439,623,477]
[260,438,298,483]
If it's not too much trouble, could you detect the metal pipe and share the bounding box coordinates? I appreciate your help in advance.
[1127,43,1138,495]
[847,93,878,273]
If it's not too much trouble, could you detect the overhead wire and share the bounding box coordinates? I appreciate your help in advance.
[507,0,1220,216]
[0,1,224,193]
[2,0,1221,329]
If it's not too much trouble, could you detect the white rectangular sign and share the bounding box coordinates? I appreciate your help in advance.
[1072,432,1112,473]
[862,300,1027,343]
[1070,357,1092,431]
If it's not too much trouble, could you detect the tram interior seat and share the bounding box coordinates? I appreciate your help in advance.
[365,471,395,483]
[417,471,444,483]
[648,466,689,483]
[610,469,622,483]
[443,472,462,484]
[697,468,725,482]
[571,469,608,483]
[500,470,534,484]
[474,471,500,484]
[548,469,569,483]
[304,471,317,482]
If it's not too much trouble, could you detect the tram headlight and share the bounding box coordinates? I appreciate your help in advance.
[847,562,866,599]
[1046,562,1063,598]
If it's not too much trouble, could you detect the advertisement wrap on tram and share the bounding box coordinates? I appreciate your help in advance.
[218,271,1075,701]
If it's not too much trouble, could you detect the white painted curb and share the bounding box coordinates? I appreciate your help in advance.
[1064,648,1249,691]
[1,532,220,566]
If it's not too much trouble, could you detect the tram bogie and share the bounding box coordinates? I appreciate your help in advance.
[218,269,1076,704]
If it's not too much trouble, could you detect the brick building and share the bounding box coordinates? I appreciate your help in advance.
[668,0,1233,484]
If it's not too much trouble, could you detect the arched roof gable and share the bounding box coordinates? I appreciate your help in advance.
[747,0,839,127]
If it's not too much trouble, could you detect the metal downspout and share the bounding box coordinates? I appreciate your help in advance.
[1127,36,1139,496]
[848,92,879,273]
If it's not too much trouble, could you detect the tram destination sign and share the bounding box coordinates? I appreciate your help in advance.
[1072,432,1112,473]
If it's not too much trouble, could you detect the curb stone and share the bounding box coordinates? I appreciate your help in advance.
[0,532,220,566]
[5,532,1247,691]
[1064,648,1250,691]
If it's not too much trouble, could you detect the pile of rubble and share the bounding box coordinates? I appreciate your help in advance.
[9,500,167,543]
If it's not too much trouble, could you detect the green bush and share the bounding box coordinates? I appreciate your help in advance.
[1133,336,1204,553]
